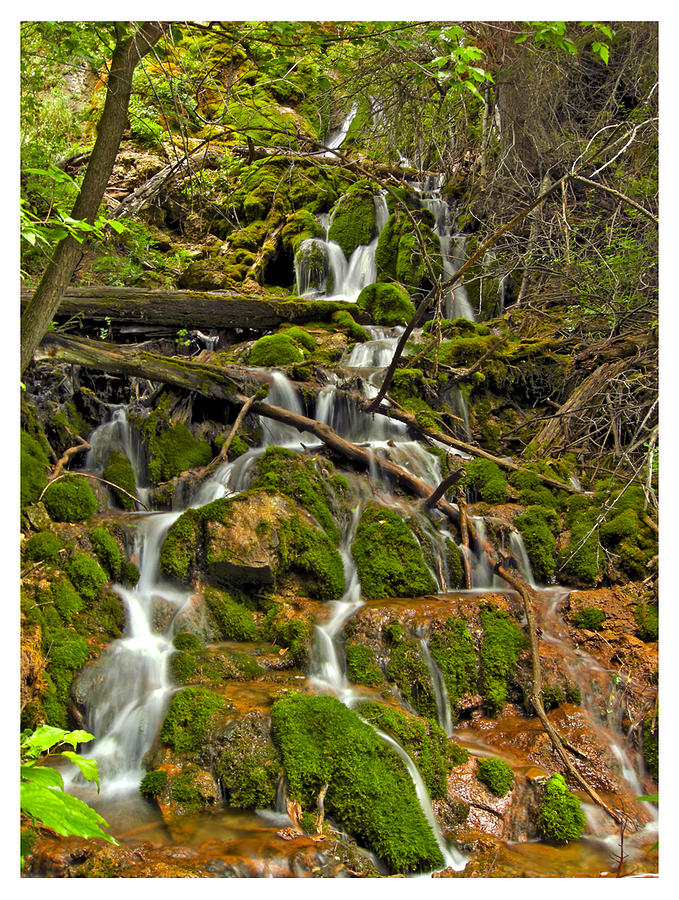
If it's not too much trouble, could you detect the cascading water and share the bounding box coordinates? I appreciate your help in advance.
[323,102,358,155]
[419,639,454,737]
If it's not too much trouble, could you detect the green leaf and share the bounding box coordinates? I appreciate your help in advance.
[20,764,64,790]
[636,793,658,803]
[60,751,100,790]
[20,782,118,844]
[60,729,95,749]
[107,219,126,234]
[21,725,94,759]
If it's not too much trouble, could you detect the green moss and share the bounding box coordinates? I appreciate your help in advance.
[634,600,658,642]
[479,604,526,716]
[140,769,168,801]
[159,686,227,753]
[145,422,211,486]
[271,692,444,874]
[572,606,606,631]
[559,516,602,585]
[540,685,566,711]
[277,515,345,601]
[88,527,123,580]
[216,714,280,809]
[51,578,84,621]
[331,309,369,341]
[476,757,515,797]
[351,505,436,601]
[228,435,249,460]
[204,586,258,641]
[170,765,217,810]
[462,458,507,504]
[65,553,108,603]
[251,447,341,542]
[536,774,586,843]
[345,642,383,687]
[283,326,317,352]
[21,430,50,508]
[386,638,438,721]
[446,540,464,589]
[169,650,198,684]
[262,606,311,666]
[173,632,202,653]
[42,475,98,522]
[281,209,324,255]
[356,282,415,326]
[643,713,658,780]
[428,616,477,716]
[159,508,202,583]
[358,701,466,800]
[327,186,377,257]
[23,531,62,564]
[249,333,306,367]
[515,506,557,583]
[375,212,442,293]
[121,559,140,587]
[103,451,136,510]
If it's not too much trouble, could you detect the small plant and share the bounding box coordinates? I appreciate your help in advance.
[20,725,117,867]
[99,316,112,341]
[176,328,191,348]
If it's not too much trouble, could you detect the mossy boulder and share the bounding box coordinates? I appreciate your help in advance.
[103,451,136,510]
[42,476,98,522]
[65,553,108,603]
[345,642,383,687]
[159,686,229,753]
[462,458,507,504]
[572,606,606,631]
[428,616,477,716]
[374,211,442,293]
[249,333,307,367]
[535,773,586,843]
[203,586,258,641]
[216,711,280,809]
[515,506,558,583]
[356,282,415,326]
[281,209,325,255]
[144,422,211,486]
[88,527,123,581]
[23,531,62,564]
[327,185,377,257]
[270,692,444,874]
[385,627,438,721]
[21,430,50,508]
[351,505,436,601]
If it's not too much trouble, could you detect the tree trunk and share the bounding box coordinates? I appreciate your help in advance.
[20,22,165,374]
[21,287,364,334]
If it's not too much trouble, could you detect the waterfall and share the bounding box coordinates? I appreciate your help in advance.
[324,102,358,155]
[419,639,454,737]
[509,530,536,586]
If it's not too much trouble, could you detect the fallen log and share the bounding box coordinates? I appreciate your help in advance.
[21,287,366,333]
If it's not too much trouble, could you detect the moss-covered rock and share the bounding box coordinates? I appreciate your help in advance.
[159,686,228,753]
[103,451,136,510]
[535,773,586,843]
[386,633,438,721]
[270,692,444,874]
[262,605,312,666]
[351,505,436,601]
[643,712,658,780]
[249,333,307,367]
[428,616,477,716]
[88,527,123,581]
[479,604,526,716]
[572,606,606,631]
[476,757,515,797]
[462,458,507,504]
[331,309,369,341]
[515,506,558,583]
[327,185,377,257]
[42,476,98,522]
[65,553,108,604]
[277,514,346,601]
[204,586,258,641]
[358,701,467,800]
[144,422,211,486]
[21,430,50,508]
[216,712,280,809]
[345,642,383,687]
[23,531,62,564]
[356,282,416,326]
[139,769,168,801]
[374,211,442,293]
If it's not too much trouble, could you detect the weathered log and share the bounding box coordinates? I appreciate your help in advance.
[21,287,366,333]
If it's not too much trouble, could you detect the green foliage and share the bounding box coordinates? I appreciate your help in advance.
[20,725,117,865]
[24,531,62,564]
[476,757,515,797]
[536,773,586,843]
[89,527,123,580]
[345,642,383,686]
[139,769,168,801]
[428,616,477,715]
[159,687,227,753]
[65,553,108,603]
[356,282,416,326]
[351,505,436,600]
[515,506,558,583]
[270,692,444,874]
[103,451,136,509]
[572,606,606,631]
[42,475,98,522]
[479,605,526,716]
[462,458,508,504]
[249,333,307,366]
